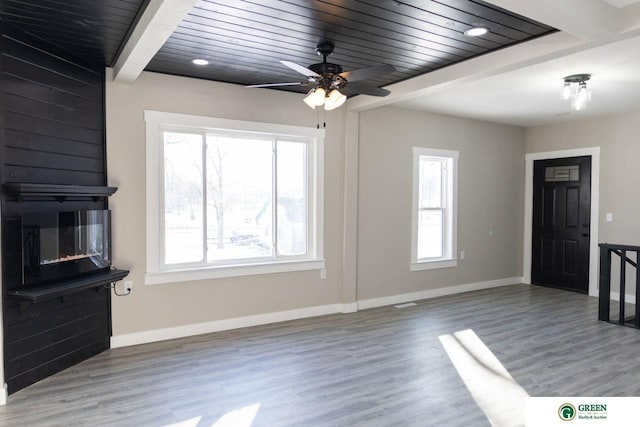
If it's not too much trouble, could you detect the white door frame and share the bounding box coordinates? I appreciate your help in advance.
[523,147,600,297]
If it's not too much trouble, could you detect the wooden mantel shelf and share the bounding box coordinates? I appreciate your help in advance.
[3,183,118,201]
[6,269,129,303]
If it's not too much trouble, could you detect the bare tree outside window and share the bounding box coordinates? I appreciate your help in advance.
[163,131,304,266]
[163,132,204,264]
[146,112,324,281]
[206,137,227,250]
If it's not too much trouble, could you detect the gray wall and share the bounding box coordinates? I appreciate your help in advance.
[357,107,525,300]
[106,69,346,336]
[105,70,530,339]
[526,111,640,245]
[526,112,640,296]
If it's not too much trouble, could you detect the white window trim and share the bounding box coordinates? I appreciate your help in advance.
[144,110,325,285]
[410,147,458,272]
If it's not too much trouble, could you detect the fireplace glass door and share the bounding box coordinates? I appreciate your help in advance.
[22,210,111,285]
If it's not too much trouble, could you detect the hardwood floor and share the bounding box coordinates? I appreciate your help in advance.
[1,284,639,426]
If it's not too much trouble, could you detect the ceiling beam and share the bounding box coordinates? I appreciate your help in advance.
[347,31,587,112]
[113,0,199,83]
[485,0,622,41]
[620,2,640,31]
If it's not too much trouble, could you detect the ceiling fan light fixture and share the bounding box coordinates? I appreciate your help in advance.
[324,89,347,111]
[251,43,394,113]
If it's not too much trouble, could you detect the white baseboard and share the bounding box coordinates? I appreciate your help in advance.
[357,277,524,310]
[0,383,7,406]
[340,302,358,313]
[609,291,636,305]
[111,277,523,348]
[111,303,345,348]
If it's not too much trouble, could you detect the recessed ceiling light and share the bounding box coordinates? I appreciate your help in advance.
[192,59,209,66]
[464,27,489,37]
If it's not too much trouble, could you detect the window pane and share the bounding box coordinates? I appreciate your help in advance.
[164,132,204,264]
[419,158,442,208]
[206,136,273,261]
[545,165,579,182]
[417,209,443,259]
[277,141,307,255]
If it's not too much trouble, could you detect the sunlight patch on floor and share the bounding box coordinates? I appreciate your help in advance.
[162,416,202,427]
[211,403,261,427]
[439,329,529,427]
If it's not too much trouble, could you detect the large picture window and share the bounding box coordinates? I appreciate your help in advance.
[145,111,324,284]
[411,147,458,271]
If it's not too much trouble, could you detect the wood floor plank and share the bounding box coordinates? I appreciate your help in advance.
[0,284,638,426]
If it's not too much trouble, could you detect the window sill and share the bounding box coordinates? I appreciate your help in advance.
[410,259,457,272]
[145,259,326,285]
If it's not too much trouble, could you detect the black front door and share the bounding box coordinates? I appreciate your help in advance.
[532,156,591,293]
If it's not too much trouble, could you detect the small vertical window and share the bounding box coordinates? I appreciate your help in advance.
[418,158,445,259]
[411,147,458,271]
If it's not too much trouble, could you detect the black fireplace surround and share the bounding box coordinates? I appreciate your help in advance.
[1,183,127,303]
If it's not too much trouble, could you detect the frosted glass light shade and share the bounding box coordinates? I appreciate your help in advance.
[303,89,317,109]
[311,87,326,106]
[562,82,571,100]
[324,89,346,111]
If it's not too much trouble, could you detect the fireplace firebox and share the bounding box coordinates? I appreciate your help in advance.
[22,210,111,286]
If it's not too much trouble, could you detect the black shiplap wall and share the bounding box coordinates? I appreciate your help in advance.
[1,26,105,185]
[0,21,111,394]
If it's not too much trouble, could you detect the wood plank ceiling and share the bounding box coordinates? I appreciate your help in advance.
[147,0,556,93]
[0,0,147,67]
[1,0,555,93]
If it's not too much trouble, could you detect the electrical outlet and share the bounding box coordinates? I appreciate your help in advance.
[460,250,465,259]
[124,281,133,294]
[320,269,326,279]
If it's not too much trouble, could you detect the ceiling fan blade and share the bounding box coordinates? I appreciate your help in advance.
[280,60,321,78]
[246,82,307,88]
[340,64,395,82]
[343,82,391,97]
